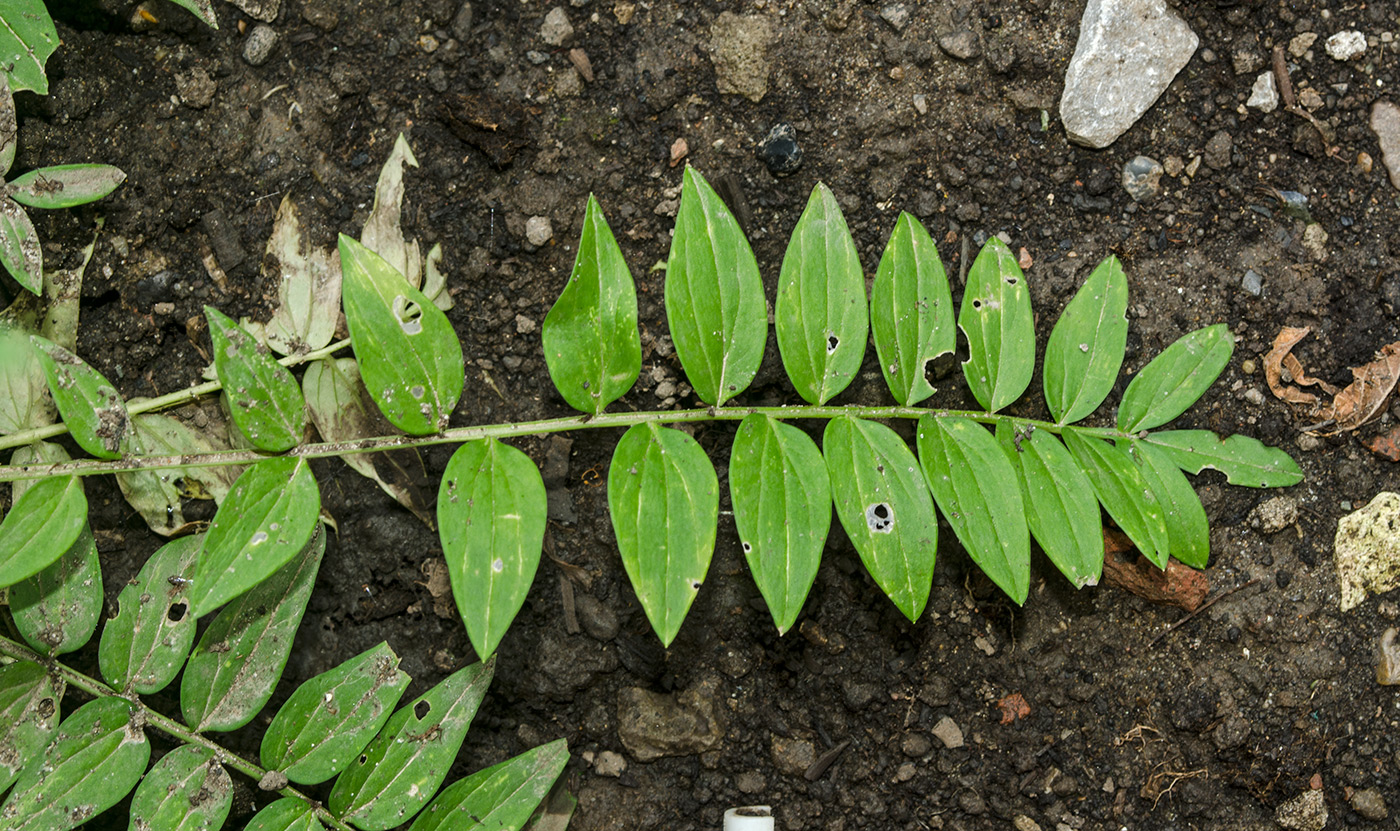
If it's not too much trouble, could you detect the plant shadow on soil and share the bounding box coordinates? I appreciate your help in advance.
[8,0,1400,828]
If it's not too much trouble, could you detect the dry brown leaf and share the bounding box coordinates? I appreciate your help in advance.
[1332,342,1400,432]
[1265,326,1322,408]
[1265,327,1400,435]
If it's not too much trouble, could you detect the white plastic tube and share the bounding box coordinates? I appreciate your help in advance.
[723,806,774,831]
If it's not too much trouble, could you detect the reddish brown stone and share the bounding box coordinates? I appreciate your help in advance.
[1101,529,1209,611]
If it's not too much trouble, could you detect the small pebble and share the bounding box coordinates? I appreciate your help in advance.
[594,750,626,777]
[1243,388,1265,406]
[669,137,688,167]
[1121,156,1164,202]
[515,314,537,334]
[568,48,594,82]
[525,215,553,246]
[912,93,928,115]
[418,34,439,53]
[1378,627,1400,685]
[756,122,803,177]
[1247,71,1279,113]
[243,24,279,66]
[1351,787,1389,820]
[1325,30,1366,61]
[1241,359,1257,375]
[938,30,981,60]
[1289,33,1318,58]
[1357,151,1374,174]
[540,6,574,45]
[901,733,932,757]
[931,716,964,749]
[895,762,916,782]
[1249,496,1299,534]
[1162,155,1184,177]
[880,3,909,31]
[1241,269,1263,296]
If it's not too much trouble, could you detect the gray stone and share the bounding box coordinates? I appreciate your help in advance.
[1326,31,1366,61]
[540,7,574,46]
[594,750,626,776]
[880,3,909,31]
[1371,101,1400,191]
[938,30,981,60]
[1248,71,1279,113]
[229,0,278,22]
[451,2,473,40]
[575,593,619,641]
[618,678,726,761]
[525,215,553,245]
[1249,496,1299,534]
[931,716,964,748]
[710,12,773,103]
[1121,156,1164,202]
[1241,269,1263,296]
[242,24,280,66]
[1350,787,1388,821]
[756,122,802,176]
[1059,0,1198,148]
[1204,130,1233,170]
[1275,789,1327,831]
[1232,43,1266,75]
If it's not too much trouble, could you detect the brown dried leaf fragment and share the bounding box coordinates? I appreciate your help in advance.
[1265,327,1400,435]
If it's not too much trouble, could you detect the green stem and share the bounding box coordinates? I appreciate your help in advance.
[0,339,354,453]
[0,634,355,831]
[0,405,1134,482]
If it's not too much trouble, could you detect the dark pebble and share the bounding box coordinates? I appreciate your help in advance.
[1276,570,1293,589]
[756,122,803,177]
[1227,626,1241,643]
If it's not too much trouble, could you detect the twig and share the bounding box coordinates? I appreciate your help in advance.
[1147,577,1261,648]
[1270,46,1340,159]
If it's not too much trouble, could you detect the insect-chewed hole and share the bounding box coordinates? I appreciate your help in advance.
[414,700,431,719]
[866,502,894,534]
[971,299,982,310]
[690,579,703,591]
[826,334,839,354]
[1004,275,1017,285]
[742,542,752,554]
[167,602,187,622]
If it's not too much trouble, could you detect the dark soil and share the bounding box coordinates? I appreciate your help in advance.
[8,0,1400,828]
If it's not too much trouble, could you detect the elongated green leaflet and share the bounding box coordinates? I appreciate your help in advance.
[775,182,868,405]
[0,76,12,177]
[0,697,149,831]
[0,0,58,94]
[870,212,954,406]
[823,416,938,621]
[729,415,831,635]
[665,166,767,406]
[917,416,1029,604]
[1117,323,1233,432]
[1043,255,1128,424]
[996,425,1103,588]
[181,528,325,732]
[6,164,125,210]
[542,194,641,414]
[409,739,569,831]
[190,456,320,616]
[245,798,321,831]
[261,642,410,785]
[438,439,547,659]
[0,323,55,433]
[1139,430,1303,488]
[0,474,85,588]
[99,534,201,694]
[340,234,464,434]
[0,661,62,794]
[128,745,232,831]
[165,0,218,28]
[31,336,131,459]
[329,660,494,830]
[1062,430,1170,568]
[0,195,41,294]
[10,524,101,655]
[608,423,719,646]
[958,237,1034,413]
[1132,440,1210,568]
[206,307,306,453]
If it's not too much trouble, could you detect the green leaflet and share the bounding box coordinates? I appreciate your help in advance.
[1062,429,1170,568]
[0,4,58,94]
[775,182,868,405]
[329,660,494,830]
[0,697,149,831]
[245,798,322,831]
[10,524,101,655]
[664,166,767,406]
[870,212,954,406]
[0,474,85,589]
[0,77,11,176]
[1043,255,1128,424]
[541,193,641,414]
[917,416,1029,605]
[165,0,217,27]
[206,306,306,452]
[181,527,325,732]
[340,234,464,435]
[607,422,719,647]
[99,534,201,695]
[1132,440,1210,568]
[0,323,55,433]
[6,165,125,210]
[0,195,40,294]
[996,424,1103,589]
[263,196,343,356]
[438,439,547,659]
[1139,430,1303,488]
[409,739,569,831]
[127,745,232,831]
[958,237,1034,413]
[1117,323,1233,432]
[0,661,62,795]
[261,642,410,785]
[189,456,320,616]
[823,416,938,622]
[31,336,131,459]
[729,414,831,635]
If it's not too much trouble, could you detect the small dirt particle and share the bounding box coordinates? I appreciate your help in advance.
[594,750,626,777]
[243,25,279,66]
[900,732,931,757]
[1351,787,1388,820]
[931,716,964,748]
[770,735,815,776]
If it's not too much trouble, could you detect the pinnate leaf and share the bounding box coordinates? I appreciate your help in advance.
[0,661,62,795]
[31,336,131,459]
[1132,440,1210,568]
[1062,430,1170,568]
[1117,323,1233,432]
[10,524,101,655]
[128,745,232,831]
[996,425,1103,588]
[870,212,954,406]
[1139,430,1303,488]
[1043,255,1128,424]
[99,534,201,694]
[6,165,125,210]
[958,237,1034,413]
[409,739,569,831]
[0,474,85,589]
[207,306,306,452]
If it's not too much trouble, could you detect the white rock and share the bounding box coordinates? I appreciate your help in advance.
[1371,101,1400,191]
[1325,30,1367,61]
[540,7,574,46]
[1059,0,1198,148]
[525,215,553,246]
[1247,71,1279,113]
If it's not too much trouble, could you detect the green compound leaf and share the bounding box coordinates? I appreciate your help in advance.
[128,745,232,831]
[1117,323,1233,432]
[0,474,85,589]
[1132,440,1210,568]
[870,212,955,406]
[409,739,569,831]
[329,659,494,830]
[340,234,464,435]
[31,336,131,459]
[729,414,831,635]
[0,696,149,831]
[542,194,641,415]
[206,306,306,453]
[996,425,1103,589]
[1043,255,1128,424]
[775,182,868,405]
[0,661,62,795]
[823,416,938,622]
[608,423,719,647]
[190,456,320,617]
[10,524,101,655]
[0,1,58,94]
[1063,429,1170,569]
[181,527,325,733]
[958,237,1034,413]
[0,322,55,434]
[917,416,1029,605]
[0,194,40,294]
[6,165,125,210]
[1139,430,1304,488]
[245,798,322,831]
[664,166,767,406]
[261,642,410,786]
[99,534,201,695]
[438,439,547,660]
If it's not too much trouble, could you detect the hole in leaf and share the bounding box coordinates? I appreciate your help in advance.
[690,579,703,591]
[742,542,752,554]
[359,754,369,765]
[826,334,839,354]
[1005,276,1017,285]
[393,295,425,335]
[971,299,982,310]
[866,502,894,534]
[414,700,431,719]
[167,602,187,622]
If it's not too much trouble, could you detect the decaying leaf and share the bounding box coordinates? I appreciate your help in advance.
[1265,327,1400,435]
[359,134,453,311]
[263,195,342,356]
[1335,492,1400,612]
